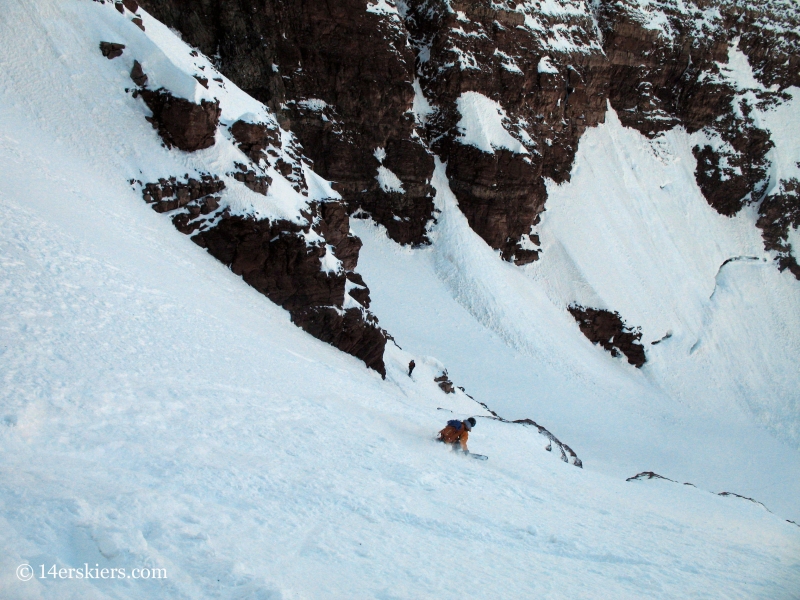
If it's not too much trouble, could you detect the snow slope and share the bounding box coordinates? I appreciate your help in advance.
[354,50,800,522]
[354,150,800,522]
[536,108,800,447]
[456,92,529,155]
[1,1,800,598]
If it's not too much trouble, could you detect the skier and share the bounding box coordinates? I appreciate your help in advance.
[438,417,476,454]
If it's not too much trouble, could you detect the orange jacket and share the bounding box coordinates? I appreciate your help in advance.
[438,423,469,451]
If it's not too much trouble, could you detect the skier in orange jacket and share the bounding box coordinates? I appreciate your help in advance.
[438,418,476,453]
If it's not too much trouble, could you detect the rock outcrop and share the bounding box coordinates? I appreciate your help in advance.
[229,120,281,163]
[196,203,387,376]
[403,0,607,263]
[99,41,125,59]
[434,372,455,394]
[757,178,800,279]
[142,174,225,216]
[140,173,387,375]
[140,89,220,152]
[230,163,272,196]
[626,472,678,483]
[130,60,147,86]
[568,305,646,368]
[137,0,437,246]
[511,418,582,467]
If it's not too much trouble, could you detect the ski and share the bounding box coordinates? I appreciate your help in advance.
[469,453,488,461]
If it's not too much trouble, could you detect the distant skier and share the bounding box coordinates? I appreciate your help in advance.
[408,360,415,377]
[438,417,476,453]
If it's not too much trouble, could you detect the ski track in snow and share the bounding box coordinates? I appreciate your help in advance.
[1,1,799,598]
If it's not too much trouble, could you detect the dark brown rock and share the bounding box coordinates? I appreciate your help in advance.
[434,373,455,394]
[568,305,646,368]
[232,165,271,196]
[201,196,220,214]
[230,120,281,162]
[141,172,386,373]
[626,472,677,483]
[140,89,220,151]
[403,0,608,257]
[122,0,139,13]
[717,491,770,511]
[293,307,386,377]
[346,272,371,309]
[99,41,125,59]
[347,285,371,309]
[595,2,730,135]
[198,216,345,311]
[313,201,362,272]
[138,0,437,246]
[444,145,546,261]
[276,159,293,177]
[143,174,225,213]
[194,213,387,375]
[132,16,145,31]
[513,249,539,266]
[115,1,124,14]
[130,60,148,87]
[757,179,800,280]
[172,212,202,235]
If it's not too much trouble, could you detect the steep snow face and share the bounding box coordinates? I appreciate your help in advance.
[0,0,315,229]
[353,156,800,522]
[411,78,435,124]
[536,107,764,346]
[759,88,800,188]
[374,147,406,193]
[719,37,770,92]
[3,28,800,600]
[3,0,393,377]
[455,92,529,155]
[2,1,800,598]
[532,106,800,448]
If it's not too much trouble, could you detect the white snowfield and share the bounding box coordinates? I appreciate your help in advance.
[455,91,530,155]
[1,1,800,599]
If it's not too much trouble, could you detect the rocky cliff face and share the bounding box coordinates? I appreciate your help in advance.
[113,27,389,376]
[141,171,388,374]
[134,0,799,366]
[135,0,437,247]
[194,202,387,376]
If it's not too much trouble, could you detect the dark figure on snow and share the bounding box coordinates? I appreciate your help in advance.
[408,360,415,376]
[438,418,476,453]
